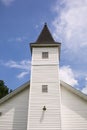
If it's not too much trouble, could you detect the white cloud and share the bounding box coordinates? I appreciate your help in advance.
[35,25,39,29]
[17,71,29,79]
[82,76,87,94]
[8,36,28,42]
[15,37,23,42]
[52,0,87,90]
[82,86,87,94]
[1,60,31,79]
[60,65,78,86]
[5,60,31,70]
[85,77,87,81]
[1,0,15,6]
[52,0,87,50]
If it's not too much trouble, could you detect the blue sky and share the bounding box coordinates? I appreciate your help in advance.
[0,0,87,94]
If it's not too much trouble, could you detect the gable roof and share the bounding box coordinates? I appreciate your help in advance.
[61,81,87,101]
[36,23,55,43]
[0,80,87,105]
[0,81,30,104]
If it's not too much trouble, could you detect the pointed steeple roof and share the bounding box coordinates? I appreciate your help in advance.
[36,23,55,43]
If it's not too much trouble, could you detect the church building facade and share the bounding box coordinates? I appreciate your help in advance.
[0,24,87,130]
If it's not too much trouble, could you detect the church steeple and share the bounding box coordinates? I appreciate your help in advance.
[36,23,55,43]
[28,23,61,130]
[30,24,61,57]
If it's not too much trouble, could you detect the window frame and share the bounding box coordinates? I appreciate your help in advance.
[42,52,48,59]
[42,85,48,93]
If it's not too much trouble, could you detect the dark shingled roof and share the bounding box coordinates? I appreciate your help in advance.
[36,23,55,43]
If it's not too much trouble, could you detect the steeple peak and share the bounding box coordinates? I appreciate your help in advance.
[36,23,55,43]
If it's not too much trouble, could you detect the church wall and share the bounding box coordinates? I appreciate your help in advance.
[28,83,61,130]
[61,85,87,130]
[0,86,29,130]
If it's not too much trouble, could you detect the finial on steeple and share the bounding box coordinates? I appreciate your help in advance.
[44,22,47,26]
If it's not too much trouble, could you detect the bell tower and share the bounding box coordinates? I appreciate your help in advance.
[27,23,61,130]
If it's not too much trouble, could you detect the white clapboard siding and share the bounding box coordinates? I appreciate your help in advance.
[28,83,61,130]
[31,65,59,83]
[32,47,59,65]
[61,85,87,130]
[27,47,61,130]
[0,87,29,130]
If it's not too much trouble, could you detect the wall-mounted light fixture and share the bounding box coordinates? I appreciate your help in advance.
[43,106,46,111]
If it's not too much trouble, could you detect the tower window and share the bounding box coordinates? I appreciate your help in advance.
[42,85,48,93]
[42,52,48,59]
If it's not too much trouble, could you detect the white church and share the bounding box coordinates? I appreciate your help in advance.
[0,24,87,130]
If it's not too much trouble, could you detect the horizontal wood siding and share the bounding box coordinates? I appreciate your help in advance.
[31,65,59,83]
[28,83,61,130]
[32,47,59,65]
[0,87,29,130]
[27,47,61,130]
[61,85,87,130]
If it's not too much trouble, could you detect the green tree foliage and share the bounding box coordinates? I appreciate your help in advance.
[0,80,12,99]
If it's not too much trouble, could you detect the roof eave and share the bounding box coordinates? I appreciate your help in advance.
[0,81,30,105]
[30,42,61,58]
[60,80,87,101]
